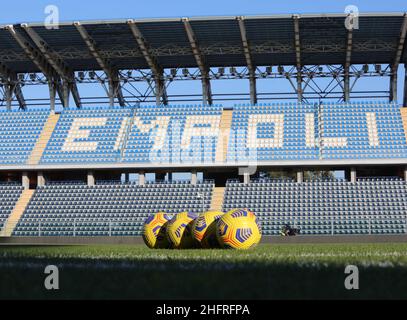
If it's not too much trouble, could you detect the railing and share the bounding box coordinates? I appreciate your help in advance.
[258,215,407,235]
[119,108,136,160]
[1,215,406,237]
[2,219,144,237]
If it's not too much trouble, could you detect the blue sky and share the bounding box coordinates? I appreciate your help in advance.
[1,0,407,108]
[0,0,406,23]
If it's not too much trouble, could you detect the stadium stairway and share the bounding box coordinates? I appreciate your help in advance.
[400,108,407,142]
[119,108,137,159]
[27,113,60,165]
[210,187,225,211]
[0,189,35,236]
[215,109,233,162]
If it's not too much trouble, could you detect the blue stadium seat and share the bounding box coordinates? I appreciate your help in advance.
[13,180,214,237]
[222,177,407,235]
[0,109,49,164]
[228,101,407,162]
[228,102,319,162]
[40,106,132,164]
[320,101,407,159]
[123,104,222,163]
[0,183,24,230]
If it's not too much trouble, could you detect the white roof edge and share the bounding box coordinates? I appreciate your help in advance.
[14,12,407,28]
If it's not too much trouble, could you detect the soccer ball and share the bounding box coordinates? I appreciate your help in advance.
[166,211,199,249]
[142,212,173,249]
[216,208,262,249]
[192,211,224,248]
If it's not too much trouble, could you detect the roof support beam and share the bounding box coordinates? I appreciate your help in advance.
[0,62,26,110]
[249,74,257,106]
[74,21,125,107]
[6,25,54,77]
[344,27,353,102]
[6,24,62,110]
[107,73,125,107]
[237,16,257,105]
[390,13,407,102]
[293,15,302,102]
[154,77,168,106]
[200,77,212,106]
[390,72,397,102]
[0,64,13,110]
[127,19,168,105]
[12,75,26,110]
[393,13,407,71]
[48,82,57,111]
[182,17,212,106]
[3,82,13,110]
[21,25,82,108]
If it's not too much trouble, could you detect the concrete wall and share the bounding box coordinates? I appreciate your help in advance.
[1,235,406,245]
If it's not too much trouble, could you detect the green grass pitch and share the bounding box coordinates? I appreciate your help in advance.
[0,243,406,299]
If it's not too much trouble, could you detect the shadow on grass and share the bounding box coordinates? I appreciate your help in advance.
[0,256,406,300]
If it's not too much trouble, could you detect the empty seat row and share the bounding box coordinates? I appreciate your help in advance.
[13,181,214,236]
[223,178,407,236]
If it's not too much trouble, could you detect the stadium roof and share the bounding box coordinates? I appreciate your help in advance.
[0,12,406,74]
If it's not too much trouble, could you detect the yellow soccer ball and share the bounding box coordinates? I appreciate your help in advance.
[166,211,199,249]
[216,208,262,250]
[192,211,224,248]
[142,212,173,249]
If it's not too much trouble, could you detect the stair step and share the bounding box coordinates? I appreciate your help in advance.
[210,187,225,211]
[0,190,35,237]
[215,110,233,163]
[27,114,60,165]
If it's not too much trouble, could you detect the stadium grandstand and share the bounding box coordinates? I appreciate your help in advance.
[0,12,407,240]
